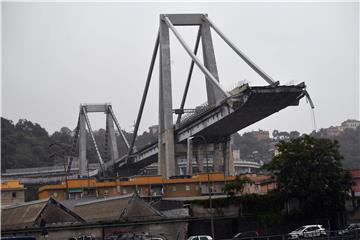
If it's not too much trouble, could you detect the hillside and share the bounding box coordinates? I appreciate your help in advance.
[1,117,359,171]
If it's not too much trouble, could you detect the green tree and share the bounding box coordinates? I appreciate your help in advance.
[51,127,73,145]
[223,175,253,197]
[1,118,52,170]
[264,135,352,216]
[289,130,300,139]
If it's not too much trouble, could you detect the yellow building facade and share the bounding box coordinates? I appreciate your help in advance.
[38,173,273,200]
[1,180,26,206]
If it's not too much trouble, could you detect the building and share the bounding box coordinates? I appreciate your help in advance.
[72,194,163,223]
[38,178,120,200]
[1,197,85,230]
[148,125,159,135]
[1,179,26,207]
[346,169,360,223]
[324,119,359,137]
[233,149,262,174]
[341,119,360,130]
[38,172,274,201]
[1,194,187,240]
[325,126,342,137]
[251,129,270,141]
[232,149,263,174]
[351,169,360,197]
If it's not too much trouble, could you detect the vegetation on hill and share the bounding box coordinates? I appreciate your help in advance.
[263,135,353,216]
[1,118,51,170]
[1,117,156,171]
[1,117,359,171]
[311,128,360,169]
[233,127,360,169]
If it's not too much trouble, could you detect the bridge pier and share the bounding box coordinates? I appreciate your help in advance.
[158,18,176,179]
[76,104,127,177]
[182,138,235,176]
[201,19,223,105]
[186,138,193,175]
[106,112,119,164]
[79,108,87,177]
[157,14,229,179]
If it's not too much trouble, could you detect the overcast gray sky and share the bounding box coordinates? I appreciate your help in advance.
[2,2,359,135]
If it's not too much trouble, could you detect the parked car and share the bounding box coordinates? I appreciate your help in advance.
[338,223,360,235]
[232,231,259,240]
[187,236,213,240]
[69,234,96,240]
[288,225,326,239]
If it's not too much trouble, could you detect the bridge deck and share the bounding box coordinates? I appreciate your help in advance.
[113,83,306,175]
[197,84,304,138]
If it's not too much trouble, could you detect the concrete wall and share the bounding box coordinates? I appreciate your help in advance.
[1,227,103,240]
[2,221,188,240]
[104,221,188,240]
[190,204,240,218]
[1,189,25,206]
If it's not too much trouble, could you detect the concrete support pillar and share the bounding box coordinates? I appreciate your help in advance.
[106,113,119,163]
[222,137,235,176]
[158,18,176,178]
[197,145,204,172]
[201,21,222,105]
[214,143,222,172]
[222,141,228,175]
[187,138,193,175]
[79,110,87,177]
[228,136,235,176]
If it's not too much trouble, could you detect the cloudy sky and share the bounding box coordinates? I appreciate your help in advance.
[2,2,359,135]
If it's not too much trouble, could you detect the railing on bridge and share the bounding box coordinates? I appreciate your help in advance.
[176,81,250,128]
[3,163,100,177]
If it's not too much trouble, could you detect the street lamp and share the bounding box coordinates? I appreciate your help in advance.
[188,135,214,239]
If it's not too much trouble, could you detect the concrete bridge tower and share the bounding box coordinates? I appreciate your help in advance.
[74,103,128,177]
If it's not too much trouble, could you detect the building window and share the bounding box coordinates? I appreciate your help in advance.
[12,192,16,198]
[172,186,177,192]
[185,185,190,191]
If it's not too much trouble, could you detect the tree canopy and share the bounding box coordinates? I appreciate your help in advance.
[263,135,352,216]
[223,175,253,197]
[1,117,157,171]
[1,118,51,170]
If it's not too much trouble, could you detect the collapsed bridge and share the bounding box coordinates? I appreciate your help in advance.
[2,14,313,183]
[73,14,312,178]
